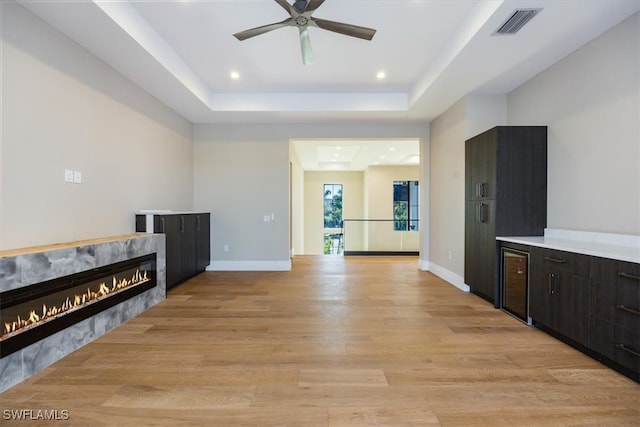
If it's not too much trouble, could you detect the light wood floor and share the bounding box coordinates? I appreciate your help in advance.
[1,256,638,426]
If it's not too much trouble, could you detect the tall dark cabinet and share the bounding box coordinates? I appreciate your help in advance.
[465,126,547,304]
[136,212,211,291]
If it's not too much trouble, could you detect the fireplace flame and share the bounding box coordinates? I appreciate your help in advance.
[2,269,150,340]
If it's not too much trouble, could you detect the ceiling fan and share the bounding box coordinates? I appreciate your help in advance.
[233,0,377,65]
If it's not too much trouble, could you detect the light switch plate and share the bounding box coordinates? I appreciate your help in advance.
[73,171,82,183]
[64,169,74,183]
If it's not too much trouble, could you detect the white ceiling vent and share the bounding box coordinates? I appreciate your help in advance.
[493,8,542,35]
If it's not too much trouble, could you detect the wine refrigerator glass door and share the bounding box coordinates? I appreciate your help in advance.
[501,248,530,324]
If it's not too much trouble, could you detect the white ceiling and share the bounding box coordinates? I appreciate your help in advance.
[16,0,640,169]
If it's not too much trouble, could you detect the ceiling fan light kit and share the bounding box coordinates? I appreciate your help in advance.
[233,0,377,65]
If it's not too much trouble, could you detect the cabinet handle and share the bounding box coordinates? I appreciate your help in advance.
[544,256,566,264]
[480,182,487,197]
[548,272,554,295]
[475,183,481,198]
[478,203,487,224]
[615,343,640,358]
[180,216,185,233]
[161,218,165,233]
[616,304,640,316]
[196,215,201,231]
[617,272,640,281]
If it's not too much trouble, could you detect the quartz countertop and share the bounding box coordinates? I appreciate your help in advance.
[497,234,640,264]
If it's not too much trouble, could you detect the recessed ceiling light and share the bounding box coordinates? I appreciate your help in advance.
[230,71,240,80]
[389,147,396,151]
[376,71,386,80]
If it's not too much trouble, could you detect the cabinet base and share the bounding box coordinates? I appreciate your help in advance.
[470,288,494,305]
[533,321,639,383]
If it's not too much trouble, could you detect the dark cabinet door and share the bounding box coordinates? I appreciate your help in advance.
[589,257,640,375]
[529,264,555,328]
[555,274,590,346]
[465,201,496,301]
[529,249,590,347]
[465,129,497,201]
[195,213,211,272]
[179,214,197,283]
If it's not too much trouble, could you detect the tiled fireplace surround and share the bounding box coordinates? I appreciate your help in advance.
[0,234,166,392]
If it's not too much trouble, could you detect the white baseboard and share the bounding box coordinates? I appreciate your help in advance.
[206,260,292,271]
[421,260,469,292]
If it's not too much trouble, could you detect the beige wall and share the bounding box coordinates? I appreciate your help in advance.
[193,129,290,269]
[289,145,305,256]
[428,95,506,285]
[508,12,640,235]
[303,171,364,255]
[1,3,193,250]
[366,166,420,251]
[429,99,467,279]
[428,13,639,289]
[193,123,428,266]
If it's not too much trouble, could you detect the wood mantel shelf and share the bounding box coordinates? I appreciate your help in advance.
[0,233,153,258]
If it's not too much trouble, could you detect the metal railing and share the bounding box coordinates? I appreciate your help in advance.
[341,219,420,255]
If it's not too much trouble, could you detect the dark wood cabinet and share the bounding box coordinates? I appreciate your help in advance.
[195,213,211,273]
[589,258,640,376]
[136,213,210,291]
[465,126,547,304]
[529,247,590,347]
[511,240,639,382]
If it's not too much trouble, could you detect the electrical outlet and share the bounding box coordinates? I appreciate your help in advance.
[73,171,82,183]
[223,245,229,252]
[64,169,74,183]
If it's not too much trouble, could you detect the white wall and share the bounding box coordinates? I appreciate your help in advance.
[508,12,640,235]
[0,2,193,250]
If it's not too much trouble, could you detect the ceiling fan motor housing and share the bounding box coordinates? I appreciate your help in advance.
[293,1,308,12]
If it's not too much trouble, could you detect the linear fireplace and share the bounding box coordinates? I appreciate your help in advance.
[1,254,156,358]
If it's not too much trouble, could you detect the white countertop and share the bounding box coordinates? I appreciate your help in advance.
[497,232,640,264]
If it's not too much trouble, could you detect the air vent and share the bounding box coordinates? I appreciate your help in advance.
[494,8,542,35]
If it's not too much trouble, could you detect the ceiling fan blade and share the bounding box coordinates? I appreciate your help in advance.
[299,27,313,65]
[274,0,295,16]
[305,0,326,12]
[233,19,293,41]
[312,18,376,41]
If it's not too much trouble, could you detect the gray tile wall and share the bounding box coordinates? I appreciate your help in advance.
[0,235,166,392]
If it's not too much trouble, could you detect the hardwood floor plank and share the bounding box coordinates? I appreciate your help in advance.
[1,255,637,426]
